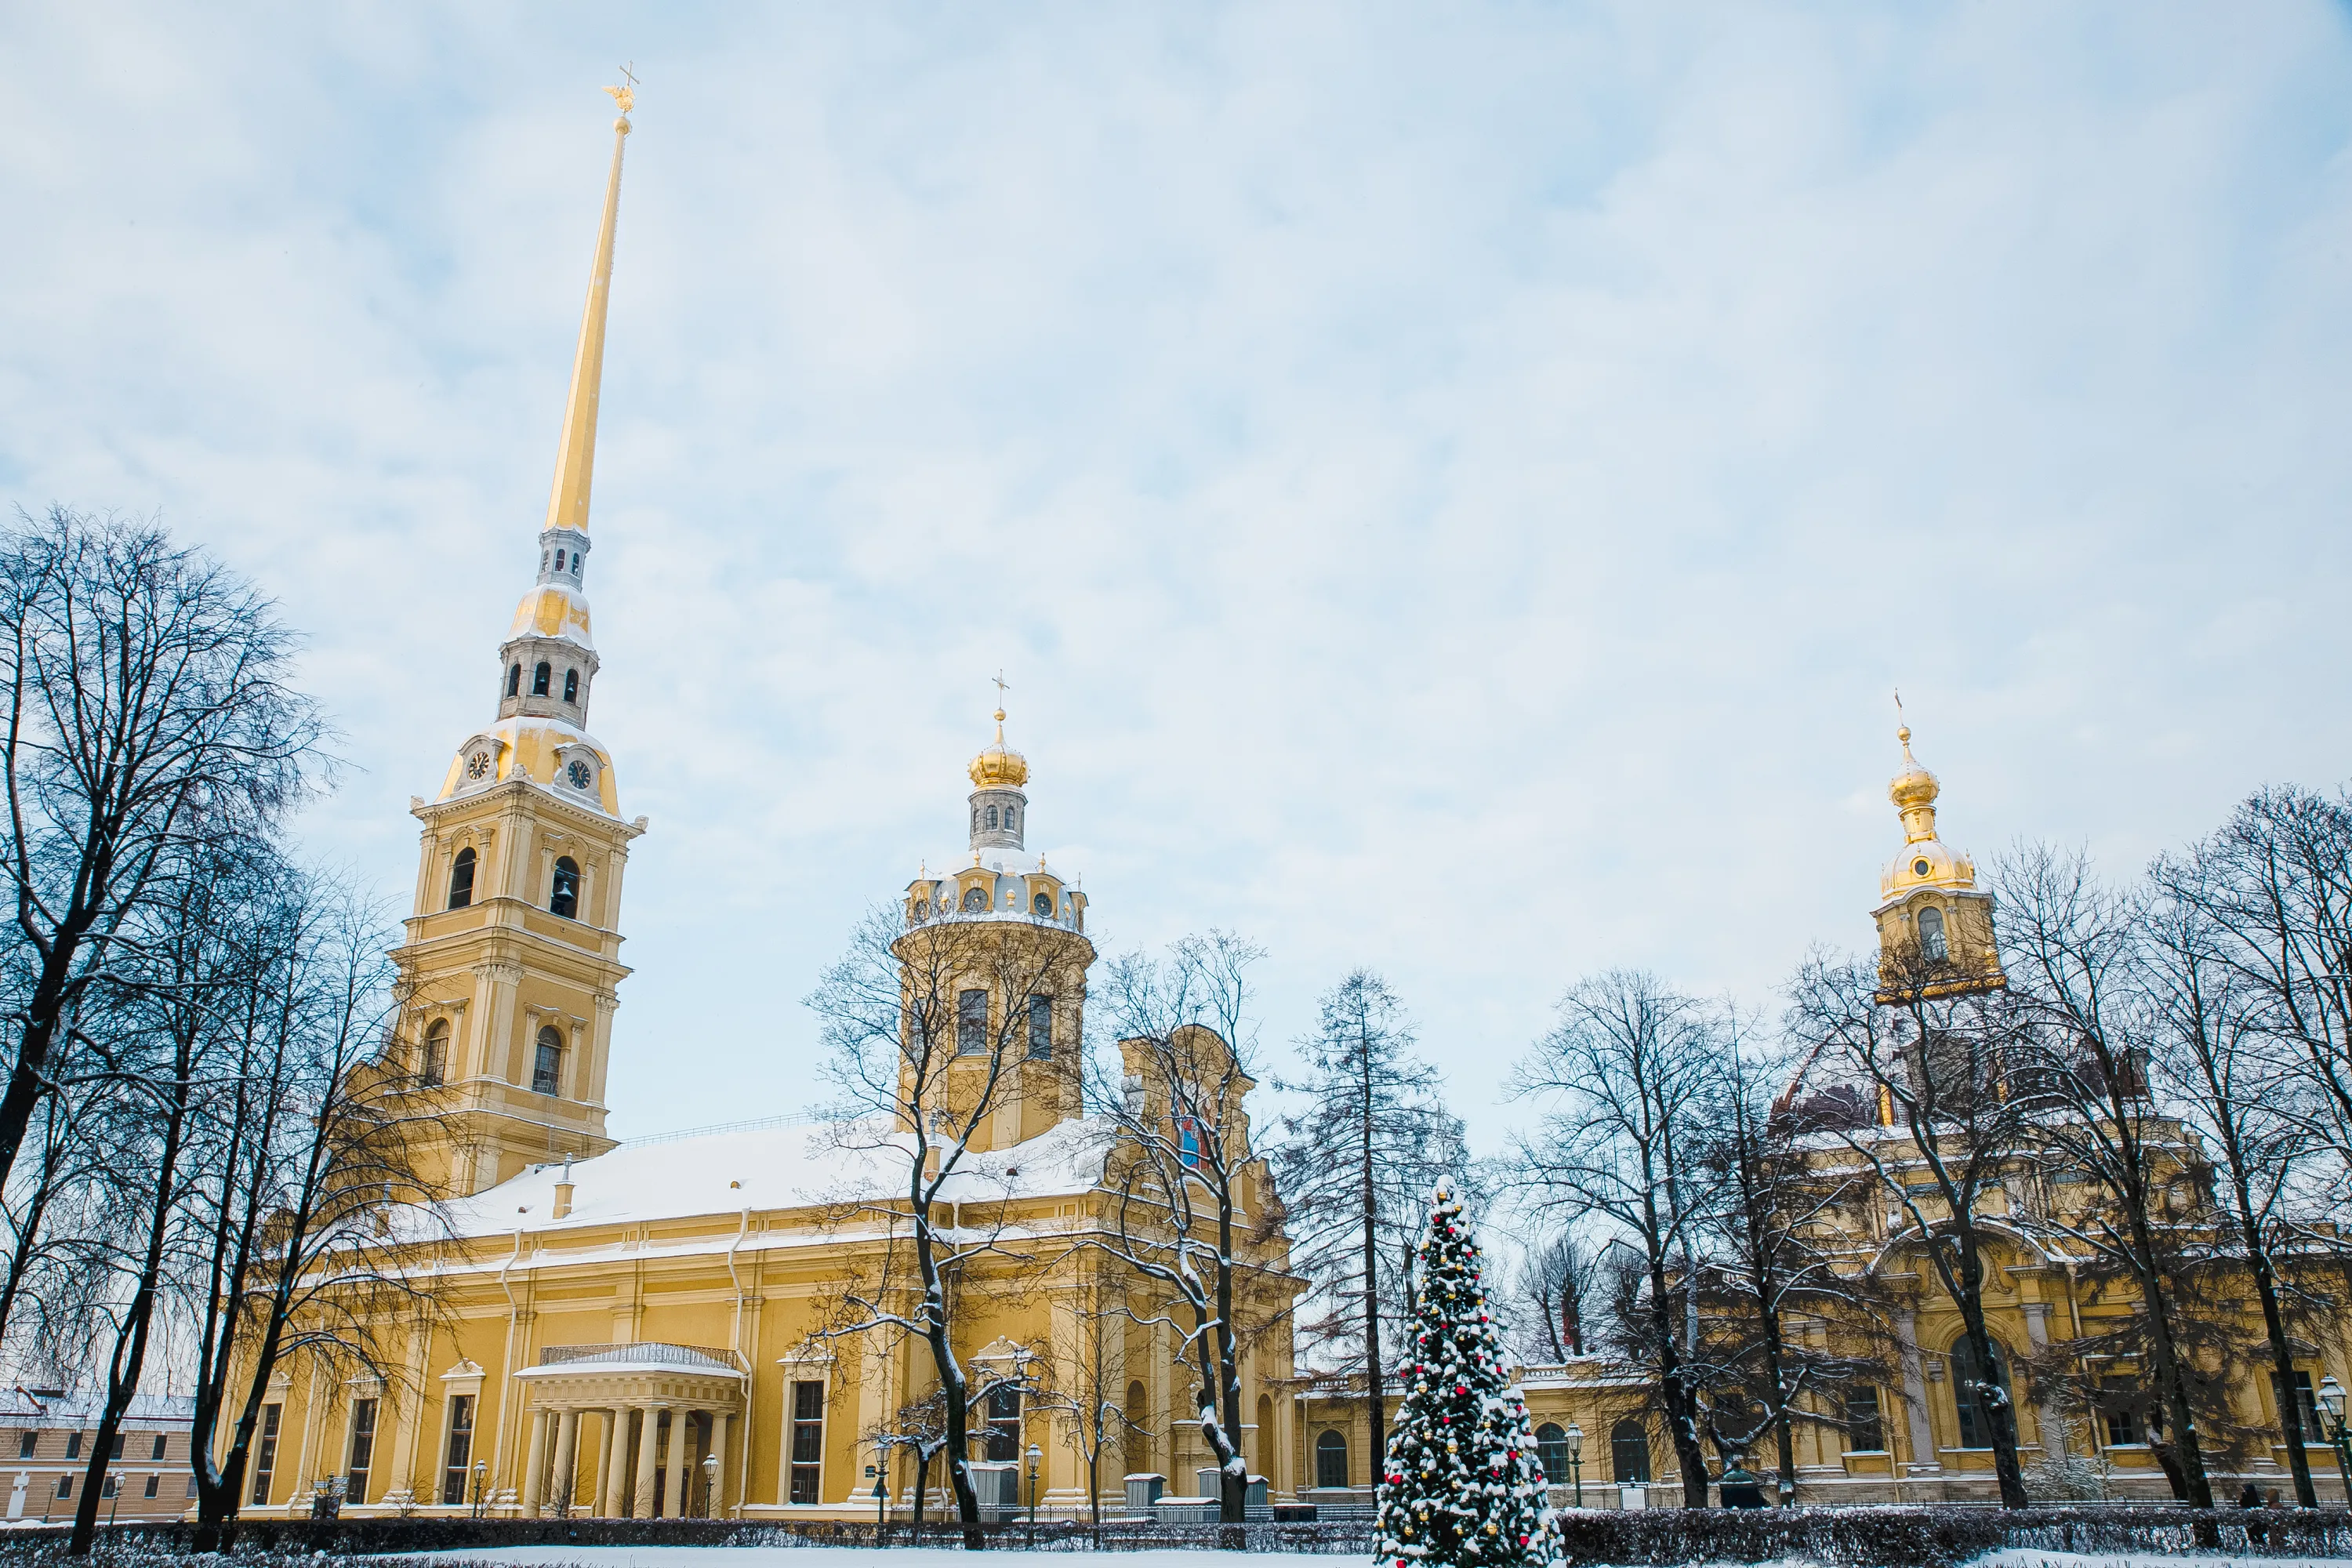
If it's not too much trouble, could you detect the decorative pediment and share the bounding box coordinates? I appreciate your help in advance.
[440,1358,485,1385]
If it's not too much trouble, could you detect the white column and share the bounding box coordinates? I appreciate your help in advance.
[599,1409,630,1517]
[707,1414,731,1518]
[633,1406,662,1518]
[2021,1302,2067,1455]
[1896,1310,1937,1481]
[550,1410,581,1515]
[664,1406,690,1517]
[521,1409,550,1515]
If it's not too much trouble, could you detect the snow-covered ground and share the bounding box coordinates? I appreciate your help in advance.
[1973,1552,2352,1568]
[407,1550,2351,1568]
[410,1552,1275,1568]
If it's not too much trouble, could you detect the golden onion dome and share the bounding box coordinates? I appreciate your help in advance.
[1889,724,1939,812]
[968,710,1029,790]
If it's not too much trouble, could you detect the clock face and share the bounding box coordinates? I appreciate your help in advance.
[466,752,492,780]
[567,760,593,790]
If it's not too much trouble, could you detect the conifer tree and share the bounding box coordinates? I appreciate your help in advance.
[1375,1181,1559,1568]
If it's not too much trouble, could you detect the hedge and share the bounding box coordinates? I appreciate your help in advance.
[1,1502,2349,1565]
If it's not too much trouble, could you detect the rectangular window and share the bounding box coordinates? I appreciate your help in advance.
[55,1475,70,1500]
[100,1476,116,1499]
[65,1432,82,1460]
[347,1397,378,1504]
[143,1473,159,1498]
[186,1476,197,1498]
[15,1431,31,1459]
[251,1404,281,1505]
[984,1384,1022,1462]
[1842,1386,1886,1452]
[151,1433,167,1461]
[2273,1371,2321,1438]
[1026,994,1052,1059]
[956,990,987,1055]
[441,1394,476,1505]
[789,1381,825,1504]
[2100,1376,2142,1446]
[110,1432,124,1459]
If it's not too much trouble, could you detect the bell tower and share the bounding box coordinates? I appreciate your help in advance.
[896,704,1094,1152]
[391,85,647,1199]
[1870,721,2005,1003]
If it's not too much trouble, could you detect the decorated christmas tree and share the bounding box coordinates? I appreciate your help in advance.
[1374,1181,1561,1568]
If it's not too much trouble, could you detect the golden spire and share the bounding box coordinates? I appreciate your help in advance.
[543,75,637,535]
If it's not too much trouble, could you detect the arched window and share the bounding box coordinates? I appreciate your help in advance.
[1004,806,1017,833]
[985,804,999,829]
[550,856,580,920]
[1950,1335,2010,1450]
[532,662,552,697]
[562,669,579,704]
[1027,994,1053,1058]
[447,847,476,910]
[1033,891,1054,918]
[419,1019,448,1086]
[1534,1424,1568,1484]
[1315,1430,1348,1490]
[1124,1382,1149,1475]
[960,885,986,913]
[506,663,521,698]
[1610,1421,1651,1484]
[913,898,930,921]
[553,549,565,573]
[1178,1118,1201,1169]
[569,554,581,576]
[532,1025,562,1096]
[1918,905,1949,963]
[956,989,987,1054]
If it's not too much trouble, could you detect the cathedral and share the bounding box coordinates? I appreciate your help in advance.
[227,96,2351,1524]
[235,92,1298,1524]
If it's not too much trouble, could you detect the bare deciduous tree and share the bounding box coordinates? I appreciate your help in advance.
[805,903,1076,1548]
[0,508,325,1252]
[1782,949,2034,1508]
[1508,971,1719,1508]
[1087,931,1275,1529]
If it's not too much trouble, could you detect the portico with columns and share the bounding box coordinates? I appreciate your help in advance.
[512,1345,744,1519]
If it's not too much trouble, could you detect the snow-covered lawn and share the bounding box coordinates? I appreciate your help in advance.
[1964,1561,2341,1568]
[406,1551,2352,1568]
[410,1552,1274,1568]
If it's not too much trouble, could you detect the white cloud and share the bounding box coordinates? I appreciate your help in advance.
[3,1,2349,1151]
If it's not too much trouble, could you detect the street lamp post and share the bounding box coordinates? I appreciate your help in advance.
[471,1459,488,1519]
[1026,1443,1043,1548]
[1564,1423,1584,1508]
[702,1451,720,1520]
[2318,1377,2352,1508]
[873,1474,889,1548]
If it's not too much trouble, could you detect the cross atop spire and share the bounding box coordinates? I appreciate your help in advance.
[543,88,636,536]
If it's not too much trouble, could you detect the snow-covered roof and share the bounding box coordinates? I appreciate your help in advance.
[0,1390,193,1428]
[439,1112,1120,1242]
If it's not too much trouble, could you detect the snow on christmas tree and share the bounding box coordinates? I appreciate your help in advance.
[1374,1180,1561,1568]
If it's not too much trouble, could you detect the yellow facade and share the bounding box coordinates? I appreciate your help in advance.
[243,91,2350,1526]
[1295,729,2352,1508]
[239,94,1298,1523]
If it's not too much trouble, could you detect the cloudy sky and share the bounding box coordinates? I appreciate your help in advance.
[4,4,2348,1154]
